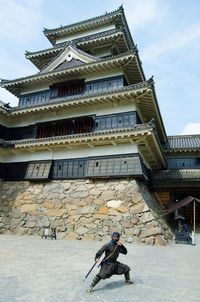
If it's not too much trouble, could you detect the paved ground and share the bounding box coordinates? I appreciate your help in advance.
[0,235,199,302]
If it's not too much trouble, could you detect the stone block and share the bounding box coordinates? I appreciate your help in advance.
[115,184,126,191]
[126,236,133,243]
[111,215,122,222]
[132,191,143,204]
[93,214,109,220]
[25,221,37,228]
[43,202,55,209]
[45,209,65,217]
[89,188,101,196]
[117,206,128,213]
[57,232,66,239]
[93,198,104,205]
[140,212,154,223]
[133,227,141,236]
[107,200,123,208]
[120,221,134,228]
[20,204,39,215]
[101,191,115,201]
[11,219,21,228]
[78,205,95,214]
[54,219,65,226]
[76,226,89,235]
[144,236,155,245]
[11,209,21,219]
[108,209,120,216]
[130,203,144,214]
[140,226,162,238]
[124,228,134,236]
[155,235,167,246]
[97,207,108,215]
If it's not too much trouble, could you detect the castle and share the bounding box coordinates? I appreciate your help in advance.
[0,7,199,244]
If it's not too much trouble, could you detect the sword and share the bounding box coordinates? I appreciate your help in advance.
[84,254,105,281]
[84,262,97,281]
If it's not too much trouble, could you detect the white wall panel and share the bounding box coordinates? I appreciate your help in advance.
[1,143,138,163]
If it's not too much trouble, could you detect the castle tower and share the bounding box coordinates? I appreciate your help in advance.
[0,7,173,244]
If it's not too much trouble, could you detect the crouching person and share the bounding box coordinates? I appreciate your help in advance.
[87,232,133,293]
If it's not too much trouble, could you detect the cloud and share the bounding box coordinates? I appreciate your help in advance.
[180,123,200,135]
[142,22,200,61]
[0,0,42,41]
[124,0,159,30]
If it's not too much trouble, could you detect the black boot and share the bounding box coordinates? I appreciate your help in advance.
[87,275,101,293]
[124,271,134,284]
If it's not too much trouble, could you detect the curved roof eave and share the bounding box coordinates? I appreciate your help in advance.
[1,51,142,95]
[25,29,125,60]
[43,6,125,45]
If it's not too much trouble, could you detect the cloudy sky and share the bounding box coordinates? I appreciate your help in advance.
[0,0,200,135]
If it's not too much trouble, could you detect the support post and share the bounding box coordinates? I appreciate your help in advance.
[192,200,196,245]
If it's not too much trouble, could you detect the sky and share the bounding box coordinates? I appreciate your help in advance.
[0,0,200,136]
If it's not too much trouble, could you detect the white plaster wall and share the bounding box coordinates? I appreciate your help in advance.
[0,153,7,161]
[21,84,50,95]
[6,100,137,127]
[85,71,123,82]
[1,143,138,163]
[92,48,112,57]
[0,114,7,126]
[55,24,116,44]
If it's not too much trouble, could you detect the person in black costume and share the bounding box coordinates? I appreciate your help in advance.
[87,232,133,293]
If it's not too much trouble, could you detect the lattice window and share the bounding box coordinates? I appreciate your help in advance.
[25,161,52,179]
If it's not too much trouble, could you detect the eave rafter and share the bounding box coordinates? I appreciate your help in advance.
[135,88,167,143]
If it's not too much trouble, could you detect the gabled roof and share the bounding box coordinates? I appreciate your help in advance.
[25,29,129,70]
[167,196,200,213]
[40,44,99,73]
[164,135,200,152]
[43,6,134,48]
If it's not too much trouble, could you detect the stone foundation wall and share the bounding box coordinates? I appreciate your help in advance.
[0,179,172,245]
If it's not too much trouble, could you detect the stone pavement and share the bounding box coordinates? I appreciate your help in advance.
[0,235,199,302]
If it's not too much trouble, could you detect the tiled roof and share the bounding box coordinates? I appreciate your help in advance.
[0,50,142,93]
[25,29,124,58]
[43,6,134,49]
[43,6,123,35]
[165,135,200,151]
